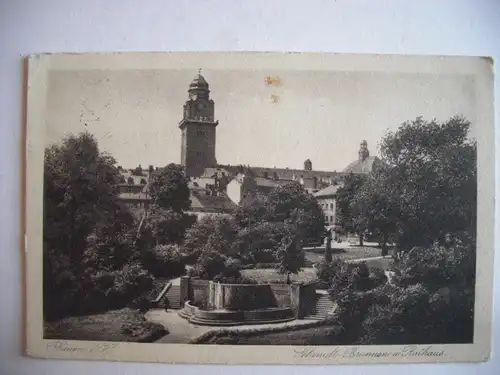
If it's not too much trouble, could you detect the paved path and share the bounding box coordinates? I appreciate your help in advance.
[146,310,212,343]
[145,309,319,344]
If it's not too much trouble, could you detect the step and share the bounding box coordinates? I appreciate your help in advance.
[187,316,296,327]
[305,316,328,321]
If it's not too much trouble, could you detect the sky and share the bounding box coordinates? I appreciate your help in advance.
[45,68,477,172]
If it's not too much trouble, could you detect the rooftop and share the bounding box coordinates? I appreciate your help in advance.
[342,156,380,174]
[314,184,341,198]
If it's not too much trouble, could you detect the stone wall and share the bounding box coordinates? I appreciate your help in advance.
[299,281,317,317]
[190,278,210,307]
[220,284,278,310]
[269,284,292,307]
[180,277,317,318]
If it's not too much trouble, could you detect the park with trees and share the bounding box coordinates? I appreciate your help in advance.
[43,115,477,345]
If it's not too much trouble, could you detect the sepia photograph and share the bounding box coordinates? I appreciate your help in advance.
[24,52,494,365]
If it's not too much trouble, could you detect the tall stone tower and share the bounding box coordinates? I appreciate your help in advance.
[179,70,219,177]
[358,140,370,162]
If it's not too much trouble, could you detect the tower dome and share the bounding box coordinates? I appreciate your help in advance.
[342,140,379,175]
[189,70,209,90]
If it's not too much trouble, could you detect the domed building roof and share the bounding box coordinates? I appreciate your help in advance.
[342,140,380,174]
[342,156,379,174]
[189,71,209,90]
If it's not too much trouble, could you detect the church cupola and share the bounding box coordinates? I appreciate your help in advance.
[304,159,312,171]
[358,140,370,162]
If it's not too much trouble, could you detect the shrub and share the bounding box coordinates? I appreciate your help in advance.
[110,262,154,308]
[327,261,373,300]
[315,259,343,290]
[392,240,475,292]
[336,239,476,345]
[141,244,186,278]
[131,295,154,313]
[189,250,227,280]
[368,267,388,289]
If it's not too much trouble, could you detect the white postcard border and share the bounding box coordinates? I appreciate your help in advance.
[24,51,495,365]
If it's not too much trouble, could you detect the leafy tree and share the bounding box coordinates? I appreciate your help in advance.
[233,193,268,227]
[233,221,286,264]
[337,116,476,252]
[138,206,196,247]
[350,169,397,255]
[82,223,136,272]
[147,163,191,212]
[43,132,148,319]
[378,116,477,250]
[259,182,325,243]
[44,132,131,265]
[183,215,240,262]
[335,173,368,246]
[274,223,305,283]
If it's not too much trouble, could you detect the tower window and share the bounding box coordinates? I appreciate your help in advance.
[197,130,205,136]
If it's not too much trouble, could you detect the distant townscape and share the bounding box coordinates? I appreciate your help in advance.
[43,70,477,348]
[116,72,378,226]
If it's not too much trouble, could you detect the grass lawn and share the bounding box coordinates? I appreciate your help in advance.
[305,246,395,264]
[241,268,318,284]
[44,308,168,342]
[205,325,343,345]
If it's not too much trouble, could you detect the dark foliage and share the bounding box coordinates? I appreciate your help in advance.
[139,207,196,247]
[147,163,191,212]
[43,133,153,321]
[183,215,240,262]
[140,244,187,279]
[333,236,475,345]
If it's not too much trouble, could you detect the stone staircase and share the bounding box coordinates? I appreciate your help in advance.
[305,292,336,320]
[165,284,182,309]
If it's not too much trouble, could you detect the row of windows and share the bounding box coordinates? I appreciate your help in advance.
[127,202,148,208]
[324,216,334,223]
[321,203,334,210]
[126,178,147,185]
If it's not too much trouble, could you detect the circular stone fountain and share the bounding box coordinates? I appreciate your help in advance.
[178,282,296,326]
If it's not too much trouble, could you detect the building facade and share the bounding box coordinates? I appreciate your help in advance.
[314,185,340,228]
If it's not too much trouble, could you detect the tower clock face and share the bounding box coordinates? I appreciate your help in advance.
[197,102,206,110]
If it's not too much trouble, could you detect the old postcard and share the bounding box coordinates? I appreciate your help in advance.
[24,52,495,365]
